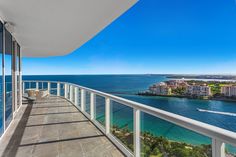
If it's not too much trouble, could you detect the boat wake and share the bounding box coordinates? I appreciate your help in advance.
[197,108,236,117]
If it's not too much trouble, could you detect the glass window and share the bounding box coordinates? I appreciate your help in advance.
[4,28,13,129]
[0,21,3,136]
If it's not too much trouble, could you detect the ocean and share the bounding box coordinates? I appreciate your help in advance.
[1,75,236,152]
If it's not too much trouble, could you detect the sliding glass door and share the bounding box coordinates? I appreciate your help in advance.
[4,28,13,128]
[0,21,21,138]
[0,21,3,136]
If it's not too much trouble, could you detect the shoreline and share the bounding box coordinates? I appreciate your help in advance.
[137,93,236,102]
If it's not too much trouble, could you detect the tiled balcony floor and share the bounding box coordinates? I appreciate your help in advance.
[0,96,124,157]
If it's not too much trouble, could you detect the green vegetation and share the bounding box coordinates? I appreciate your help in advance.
[111,125,213,157]
[172,87,186,95]
[187,80,236,96]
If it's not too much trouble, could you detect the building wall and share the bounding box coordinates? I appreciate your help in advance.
[221,86,236,97]
[187,85,211,96]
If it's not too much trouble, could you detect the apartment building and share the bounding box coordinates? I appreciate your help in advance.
[187,84,211,96]
[149,82,172,95]
[221,86,236,97]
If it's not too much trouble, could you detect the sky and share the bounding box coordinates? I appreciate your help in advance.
[23,0,236,75]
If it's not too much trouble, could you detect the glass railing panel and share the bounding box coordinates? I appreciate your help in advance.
[85,91,90,115]
[42,82,48,90]
[71,86,75,103]
[50,83,57,95]
[38,82,43,89]
[31,82,36,89]
[225,144,236,157]
[76,87,81,108]
[65,85,69,100]
[110,100,134,152]
[95,95,105,127]
[24,82,30,90]
[140,112,212,157]
[60,83,65,97]
[5,82,12,129]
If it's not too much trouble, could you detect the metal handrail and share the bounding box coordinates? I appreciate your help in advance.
[23,80,236,157]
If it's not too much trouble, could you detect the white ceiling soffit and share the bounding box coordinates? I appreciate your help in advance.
[0,0,137,57]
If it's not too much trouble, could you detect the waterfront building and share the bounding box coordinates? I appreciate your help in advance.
[166,80,188,89]
[221,86,236,97]
[149,82,172,95]
[187,84,212,96]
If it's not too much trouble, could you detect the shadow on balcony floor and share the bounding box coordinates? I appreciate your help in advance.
[0,96,124,157]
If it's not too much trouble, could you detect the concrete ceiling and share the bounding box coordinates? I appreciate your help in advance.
[0,0,137,57]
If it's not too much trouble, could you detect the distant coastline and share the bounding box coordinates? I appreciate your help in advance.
[137,92,236,102]
[138,79,236,102]
[166,74,236,81]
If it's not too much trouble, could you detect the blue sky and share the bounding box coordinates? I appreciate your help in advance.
[23,0,236,75]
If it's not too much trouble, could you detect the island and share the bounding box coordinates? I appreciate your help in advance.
[138,80,236,101]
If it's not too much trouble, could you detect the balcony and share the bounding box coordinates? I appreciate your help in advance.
[0,80,235,157]
[0,95,122,157]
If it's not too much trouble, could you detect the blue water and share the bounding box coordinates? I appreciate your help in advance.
[19,75,236,152]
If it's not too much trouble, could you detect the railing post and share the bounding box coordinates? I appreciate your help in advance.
[75,87,78,106]
[64,84,68,99]
[134,108,140,157]
[36,82,39,90]
[90,92,95,120]
[47,82,50,94]
[57,83,60,96]
[70,85,73,102]
[212,139,225,157]
[81,89,85,112]
[105,97,110,135]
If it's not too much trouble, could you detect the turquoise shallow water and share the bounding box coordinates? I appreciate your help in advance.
[2,75,235,153]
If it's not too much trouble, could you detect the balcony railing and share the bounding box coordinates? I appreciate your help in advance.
[22,80,236,157]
